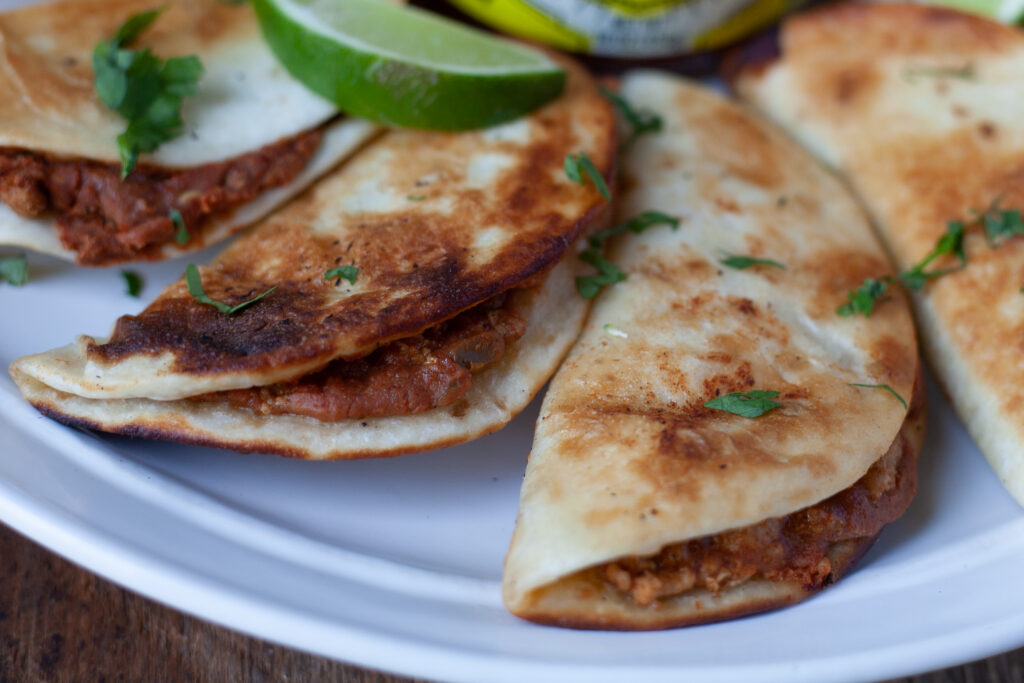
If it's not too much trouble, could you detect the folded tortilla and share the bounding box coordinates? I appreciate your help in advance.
[502,71,924,629]
[0,0,379,264]
[733,2,1024,507]
[9,56,615,459]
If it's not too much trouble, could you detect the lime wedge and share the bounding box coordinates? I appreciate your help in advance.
[252,0,567,130]
[919,0,1024,22]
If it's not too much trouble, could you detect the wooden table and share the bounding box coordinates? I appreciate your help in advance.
[1,523,1020,682]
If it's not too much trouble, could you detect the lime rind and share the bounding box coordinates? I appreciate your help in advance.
[253,0,567,130]
[282,0,561,74]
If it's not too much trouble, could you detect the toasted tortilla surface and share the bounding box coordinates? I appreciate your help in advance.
[734,1,1024,506]
[11,251,591,460]
[502,72,922,628]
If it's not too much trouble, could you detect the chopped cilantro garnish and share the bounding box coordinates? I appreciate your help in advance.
[120,269,143,297]
[564,152,610,201]
[169,209,189,245]
[324,265,358,285]
[184,263,275,314]
[720,254,786,271]
[899,220,966,290]
[407,195,425,201]
[0,254,28,287]
[978,198,1024,247]
[587,211,680,248]
[576,250,626,299]
[837,277,890,317]
[841,197,1024,317]
[704,390,782,418]
[599,86,663,147]
[93,8,204,177]
[575,211,680,299]
[849,383,908,410]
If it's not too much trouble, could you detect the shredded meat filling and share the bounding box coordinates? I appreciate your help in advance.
[0,127,323,265]
[601,425,916,606]
[200,292,527,421]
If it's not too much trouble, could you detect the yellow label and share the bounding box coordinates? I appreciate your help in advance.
[585,0,698,18]
[447,0,806,57]
[448,0,591,51]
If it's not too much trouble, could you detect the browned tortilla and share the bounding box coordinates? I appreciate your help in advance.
[733,1,1024,506]
[13,54,615,401]
[502,71,923,629]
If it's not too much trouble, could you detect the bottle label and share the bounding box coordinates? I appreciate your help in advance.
[448,0,803,57]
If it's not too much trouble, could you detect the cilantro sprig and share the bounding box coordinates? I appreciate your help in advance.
[849,383,908,410]
[575,211,680,299]
[324,265,358,285]
[899,220,966,290]
[599,87,663,147]
[564,153,610,201]
[837,198,1023,317]
[0,254,28,287]
[720,254,786,271]
[184,264,275,315]
[704,390,783,418]
[93,8,204,178]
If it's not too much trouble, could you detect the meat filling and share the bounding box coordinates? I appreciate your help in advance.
[200,292,527,421]
[600,416,917,606]
[0,127,323,265]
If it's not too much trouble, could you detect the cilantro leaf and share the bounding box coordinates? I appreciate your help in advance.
[720,254,786,271]
[0,254,28,287]
[169,209,189,245]
[704,390,783,418]
[93,10,204,178]
[849,383,908,410]
[837,277,890,317]
[599,86,663,146]
[114,7,164,45]
[564,153,610,201]
[120,269,144,297]
[184,264,275,315]
[324,265,358,284]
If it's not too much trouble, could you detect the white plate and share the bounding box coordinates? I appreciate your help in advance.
[1,0,1023,676]
[2,244,1024,683]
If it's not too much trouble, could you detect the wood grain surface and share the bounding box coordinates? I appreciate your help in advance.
[0,522,1020,683]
